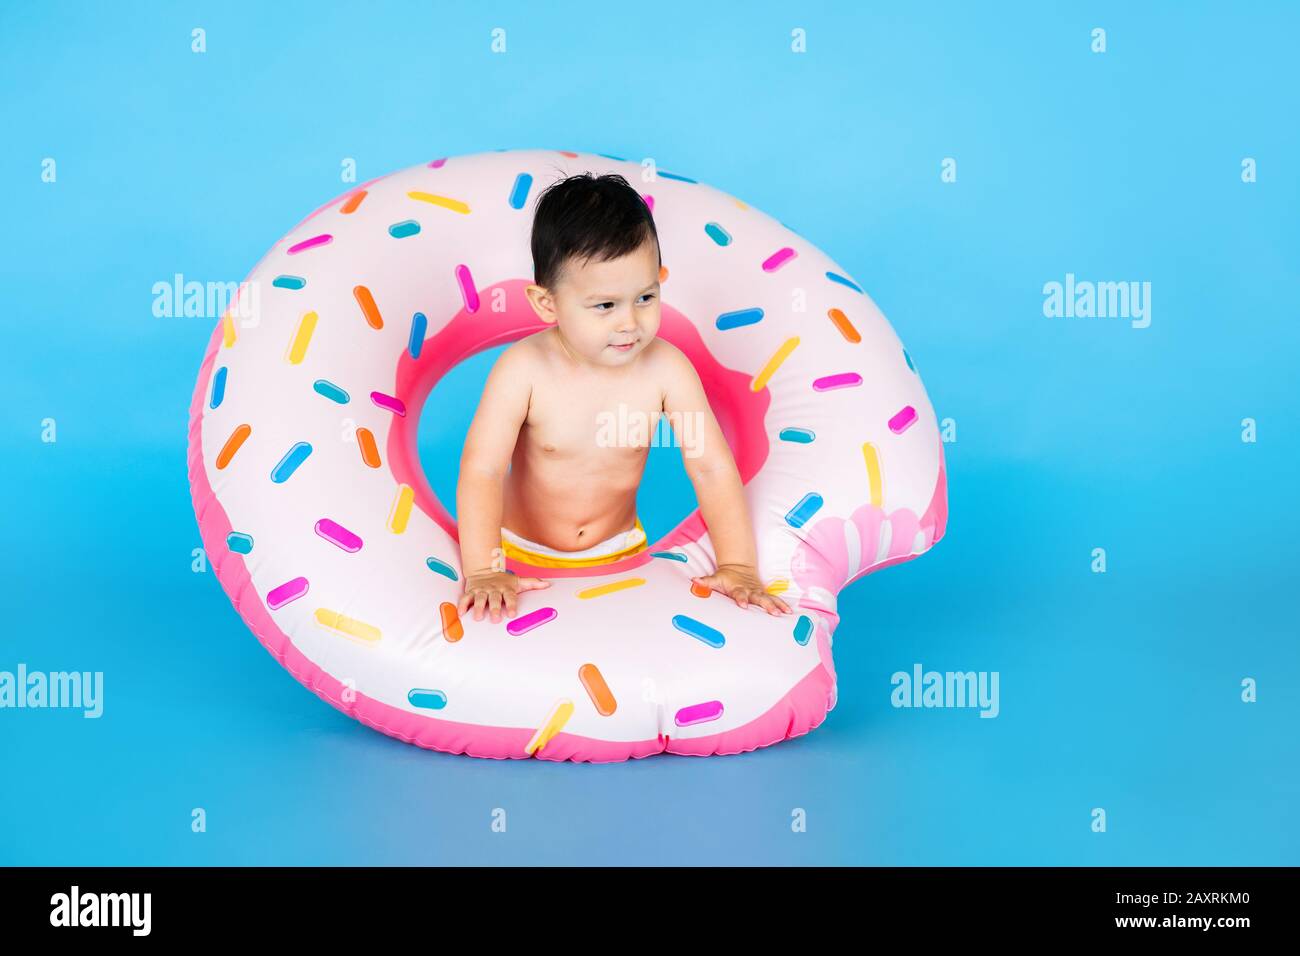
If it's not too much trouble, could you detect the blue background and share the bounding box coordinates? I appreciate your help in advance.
[2,1,1296,865]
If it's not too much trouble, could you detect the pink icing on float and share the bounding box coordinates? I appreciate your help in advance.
[188,148,948,762]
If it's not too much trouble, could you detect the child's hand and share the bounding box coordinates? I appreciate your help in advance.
[457,571,551,623]
[692,564,793,615]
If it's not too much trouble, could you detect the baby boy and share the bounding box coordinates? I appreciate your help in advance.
[455,172,792,623]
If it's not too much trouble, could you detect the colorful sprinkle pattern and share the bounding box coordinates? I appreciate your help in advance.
[194,149,944,762]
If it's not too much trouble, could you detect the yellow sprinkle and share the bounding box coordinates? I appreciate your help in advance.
[285,311,318,365]
[388,483,414,533]
[863,441,884,507]
[732,197,749,210]
[314,608,381,643]
[577,577,647,600]
[407,191,470,214]
[221,312,237,348]
[751,336,799,392]
[526,699,575,756]
[766,579,789,595]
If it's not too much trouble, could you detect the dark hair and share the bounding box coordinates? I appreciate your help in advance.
[530,172,660,291]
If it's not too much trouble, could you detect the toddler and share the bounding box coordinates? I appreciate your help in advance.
[455,172,792,622]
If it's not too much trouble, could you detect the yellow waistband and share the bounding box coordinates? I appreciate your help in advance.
[500,519,648,569]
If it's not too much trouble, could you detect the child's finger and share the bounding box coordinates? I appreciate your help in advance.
[518,577,551,591]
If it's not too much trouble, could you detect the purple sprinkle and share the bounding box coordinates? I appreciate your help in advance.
[812,372,863,391]
[267,576,309,610]
[761,247,796,272]
[314,518,363,553]
[675,700,724,726]
[370,391,407,417]
[888,405,918,434]
[428,158,447,168]
[286,234,332,255]
[507,607,557,636]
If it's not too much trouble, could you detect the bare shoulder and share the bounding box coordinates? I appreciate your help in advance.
[642,335,702,392]
[488,333,546,383]
[642,337,698,384]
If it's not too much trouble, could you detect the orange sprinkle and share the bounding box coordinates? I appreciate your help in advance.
[578,663,617,716]
[557,150,578,158]
[440,602,464,642]
[356,427,381,468]
[215,424,251,469]
[659,265,669,283]
[340,190,367,214]
[354,285,383,329]
[690,581,712,599]
[828,308,861,343]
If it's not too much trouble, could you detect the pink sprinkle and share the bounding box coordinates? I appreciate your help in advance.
[314,519,363,553]
[761,247,796,272]
[267,576,309,609]
[675,700,724,726]
[370,391,407,417]
[428,158,447,168]
[287,234,332,255]
[642,194,654,213]
[812,372,863,392]
[888,405,918,434]
[455,263,480,313]
[507,606,557,636]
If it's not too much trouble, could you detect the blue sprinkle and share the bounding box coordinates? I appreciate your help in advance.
[826,271,863,293]
[272,275,306,290]
[658,171,697,183]
[508,172,533,210]
[409,312,427,359]
[408,689,448,710]
[793,615,814,646]
[650,551,688,562]
[210,366,227,409]
[704,222,732,246]
[270,442,312,483]
[784,492,823,529]
[313,380,349,404]
[597,153,627,162]
[226,532,253,554]
[779,427,815,444]
[904,348,916,372]
[671,614,725,649]
[426,556,458,581]
[716,308,763,331]
[389,220,421,239]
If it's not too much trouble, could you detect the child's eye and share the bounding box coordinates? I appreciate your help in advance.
[593,302,614,312]
[638,293,656,304]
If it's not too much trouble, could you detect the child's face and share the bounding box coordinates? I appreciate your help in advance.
[529,238,662,368]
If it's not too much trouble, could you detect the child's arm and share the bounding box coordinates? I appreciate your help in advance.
[661,348,792,615]
[456,346,551,621]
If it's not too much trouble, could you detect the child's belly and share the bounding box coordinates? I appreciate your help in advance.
[502,449,647,552]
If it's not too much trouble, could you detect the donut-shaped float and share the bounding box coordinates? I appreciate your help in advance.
[187,148,948,762]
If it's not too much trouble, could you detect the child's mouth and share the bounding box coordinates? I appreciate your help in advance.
[609,341,637,352]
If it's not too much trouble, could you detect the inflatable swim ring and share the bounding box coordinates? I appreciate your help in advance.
[187,148,948,762]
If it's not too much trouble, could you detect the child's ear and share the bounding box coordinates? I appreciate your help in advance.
[523,283,558,324]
